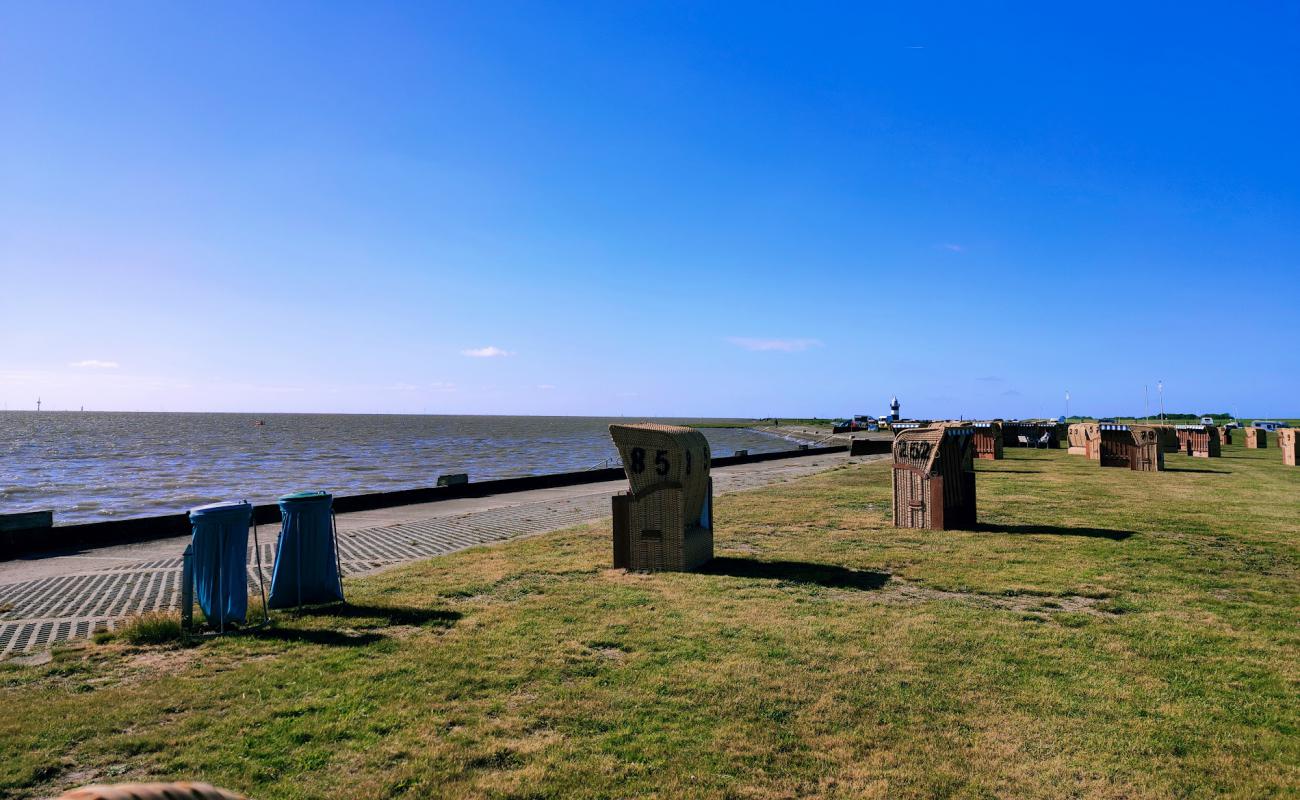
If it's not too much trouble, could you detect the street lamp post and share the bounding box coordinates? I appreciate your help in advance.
[1157,381,1165,422]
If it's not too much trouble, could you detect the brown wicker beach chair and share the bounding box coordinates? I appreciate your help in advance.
[608,423,713,572]
[892,424,976,530]
[1097,424,1164,471]
[1278,428,1297,466]
[971,421,1003,460]
[1066,426,1086,457]
[1176,425,1221,457]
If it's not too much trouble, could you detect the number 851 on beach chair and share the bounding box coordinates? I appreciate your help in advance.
[608,423,713,572]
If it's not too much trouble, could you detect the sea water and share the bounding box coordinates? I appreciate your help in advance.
[0,412,809,524]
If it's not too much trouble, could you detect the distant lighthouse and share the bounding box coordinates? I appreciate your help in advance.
[36,397,41,412]
[889,395,900,422]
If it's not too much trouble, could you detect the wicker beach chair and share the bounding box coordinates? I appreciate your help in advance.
[971,421,1003,460]
[608,423,713,572]
[1097,424,1164,471]
[1279,428,1297,466]
[892,424,977,530]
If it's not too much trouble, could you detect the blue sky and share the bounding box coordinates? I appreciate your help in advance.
[2,2,1297,419]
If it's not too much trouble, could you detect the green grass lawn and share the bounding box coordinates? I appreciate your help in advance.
[3,444,1297,799]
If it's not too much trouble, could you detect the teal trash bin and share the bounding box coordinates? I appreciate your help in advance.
[188,501,253,628]
[268,491,344,609]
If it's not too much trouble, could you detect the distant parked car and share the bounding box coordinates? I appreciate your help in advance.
[1200,416,1215,425]
[1098,417,1117,423]
[1252,420,1289,431]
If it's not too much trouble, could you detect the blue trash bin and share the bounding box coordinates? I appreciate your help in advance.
[268,491,344,609]
[188,501,254,627]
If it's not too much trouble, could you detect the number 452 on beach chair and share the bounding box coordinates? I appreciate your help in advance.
[608,423,714,572]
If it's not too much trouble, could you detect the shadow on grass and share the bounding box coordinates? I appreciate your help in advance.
[974,523,1134,540]
[248,604,462,647]
[701,557,891,591]
[289,603,462,627]
[1164,467,1231,474]
[249,627,387,647]
[981,469,1042,474]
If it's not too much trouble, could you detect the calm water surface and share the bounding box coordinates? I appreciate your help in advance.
[0,412,811,524]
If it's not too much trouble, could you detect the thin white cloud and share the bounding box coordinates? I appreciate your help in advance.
[461,346,515,358]
[537,384,556,390]
[70,360,119,369]
[937,243,965,253]
[430,382,457,392]
[726,337,823,353]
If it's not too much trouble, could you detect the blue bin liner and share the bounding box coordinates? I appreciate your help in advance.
[268,491,344,609]
[188,501,253,626]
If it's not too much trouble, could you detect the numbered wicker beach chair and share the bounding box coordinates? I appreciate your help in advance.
[608,423,713,572]
[1066,422,1101,459]
[892,424,976,530]
[1066,423,1087,455]
[1279,428,1297,466]
[1098,424,1164,471]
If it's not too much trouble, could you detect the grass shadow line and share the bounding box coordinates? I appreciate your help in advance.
[249,603,462,647]
[700,557,890,591]
[973,523,1134,541]
[1164,467,1231,474]
[249,627,387,647]
[289,603,461,627]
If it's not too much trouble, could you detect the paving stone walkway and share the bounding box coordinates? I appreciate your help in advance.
[0,453,863,655]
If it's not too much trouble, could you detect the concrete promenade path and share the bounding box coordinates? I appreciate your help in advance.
[0,452,867,656]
